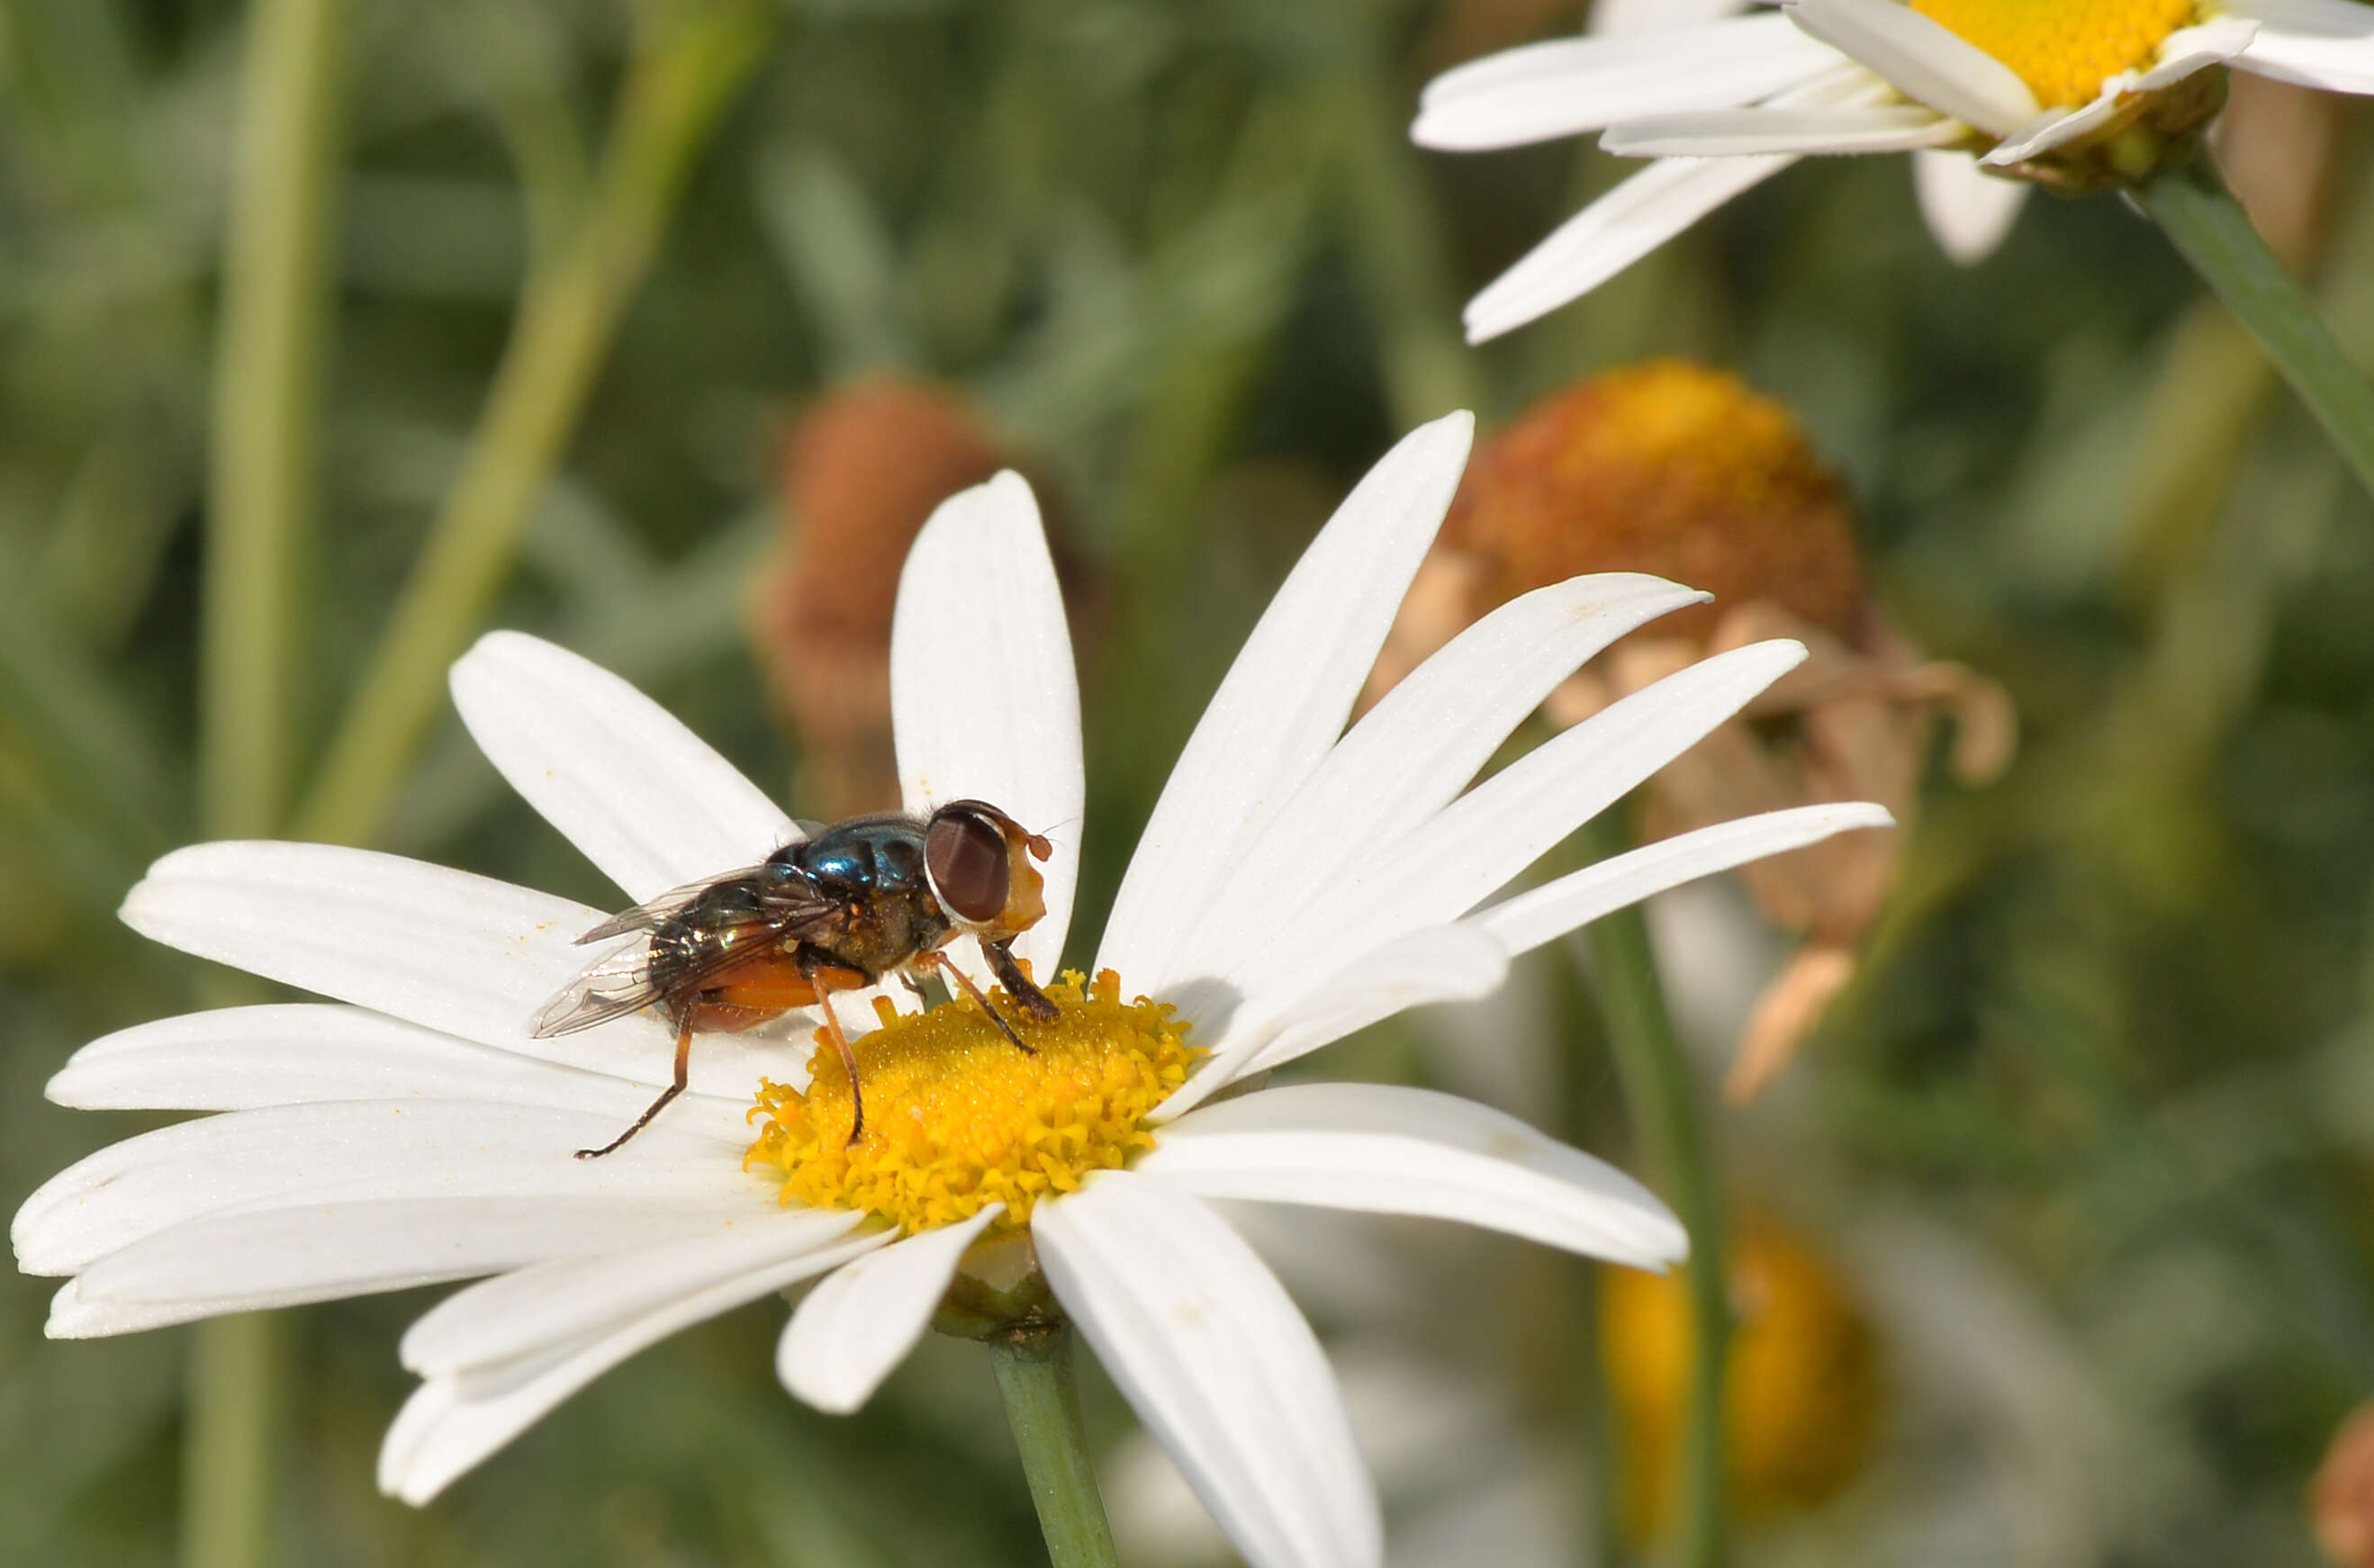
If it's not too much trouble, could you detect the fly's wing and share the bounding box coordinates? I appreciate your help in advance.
[531,878,853,1038]
[571,865,772,945]
[531,938,672,1038]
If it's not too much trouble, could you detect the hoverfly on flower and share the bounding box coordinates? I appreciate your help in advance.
[536,800,1059,1157]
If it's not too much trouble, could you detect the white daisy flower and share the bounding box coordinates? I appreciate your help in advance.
[1417,0,2374,339]
[14,411,1890,1568]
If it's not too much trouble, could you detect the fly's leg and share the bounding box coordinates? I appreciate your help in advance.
[925,949,1040,1056]
[808,976,867,1147]
[577,1011,693,1158]
[983,938,1061,1022]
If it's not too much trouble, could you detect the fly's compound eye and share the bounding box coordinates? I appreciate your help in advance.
[925,807,1011,925]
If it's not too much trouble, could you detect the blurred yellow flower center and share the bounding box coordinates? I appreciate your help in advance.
[1909,0,2197,107]
[744,969,1199,1235]
[1444,358,1862,644]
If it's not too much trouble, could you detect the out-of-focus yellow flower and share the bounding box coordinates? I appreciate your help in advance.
[1371,359,2016,1100]
[1601,1215,1881,1536]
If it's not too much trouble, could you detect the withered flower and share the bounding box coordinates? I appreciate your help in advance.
[1372,360,2014,1100]
[751,379,1015,818]
[2317,1402,2374,1568]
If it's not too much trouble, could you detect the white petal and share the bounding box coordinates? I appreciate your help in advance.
[1462,155,1797,341]
[1154,925,1509,1122]
[1783,0,2038,135]
[379,1224,885,1503]
[1614,101,1965,154]
[1602,103,1961,155]
[449,631,795,903]
[890,473,1086,978]
[777,1204,1003,1413]
[2146,19,2261,81]
[2229,0,2374,34]
[1472,801,1896,957]
[1590,0,1756,35]
[46,1004,640,1113]
[1097,415,1473,986]
[1223,640,1810,1015]
[2232,0,2374,88]
[1034,1174,1379,1568]
[2240,17,2374,90]
[1141,1083,1685,1267]
[1157,575,1706,1000]
[399,1205,877,1381]
[117,841,793,1097]
[1912,149,2026,264]
[1980,98,2124,166]
[14,1100,752,1276]
[50,1194,755,1335]
[1413,15,1839,150]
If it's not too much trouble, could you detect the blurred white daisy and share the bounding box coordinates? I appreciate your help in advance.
[1417,0,2374,339]
[14,413,1889,1568]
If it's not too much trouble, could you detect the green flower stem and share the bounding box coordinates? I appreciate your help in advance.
[987,1322,1121,1568]
[189,0,349,1557]
[202,0,344,844]
[182,1312,289,1568]
[1582,816,1729,1568]
[2137,150,2374,505]
[293,0,770,849]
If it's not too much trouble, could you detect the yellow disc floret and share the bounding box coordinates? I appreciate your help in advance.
[1909,0,2198,109]
[745,969,1199,1235]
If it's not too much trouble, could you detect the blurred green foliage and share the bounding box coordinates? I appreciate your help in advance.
[7,0,2374,1563]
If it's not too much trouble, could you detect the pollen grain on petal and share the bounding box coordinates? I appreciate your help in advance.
[744,970,1200,1235]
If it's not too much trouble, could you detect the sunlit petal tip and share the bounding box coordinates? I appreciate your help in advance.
[1097,413,1471,985]
[890,463,1083,976]
[446,629,794,902]
[1034,1176,1381,1568]
[1913,149,2028,265]
[778,1206,1003,1414]
[1460,154,1798,341]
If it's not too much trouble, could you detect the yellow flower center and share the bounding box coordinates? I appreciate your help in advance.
[745,969,1199,1235]
[1445,358,1862,644]
[1909,0,2198,108]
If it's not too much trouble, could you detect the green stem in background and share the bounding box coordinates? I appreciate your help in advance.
[182,1313,288,1568]
[188,0,348,1559]
[202,0,344,845]
[987,1322,1121,1568]
[293,0,771,849]
[1581,816,1729,1568]
[2137,150,2374,505]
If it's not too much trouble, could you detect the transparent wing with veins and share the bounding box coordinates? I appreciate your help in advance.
[569,863,773,945]
[532,937,676,1038]
[532,868,844,1039]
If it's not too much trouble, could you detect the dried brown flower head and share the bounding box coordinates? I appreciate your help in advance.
[2315,1402,2374,1568]
[1372,361,2015,1100]
[1442,358,1864,644]
[752,380,1013,818]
